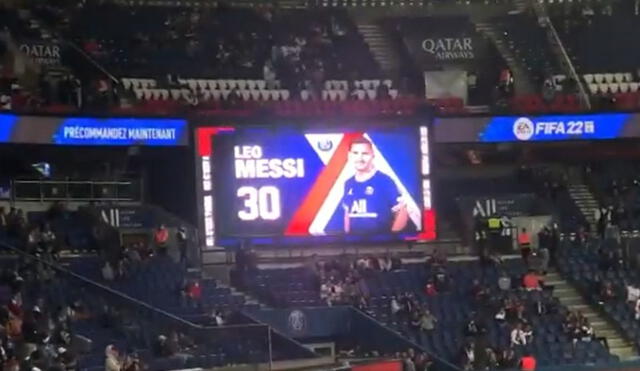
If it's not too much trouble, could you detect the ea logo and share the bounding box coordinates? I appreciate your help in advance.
[317,140,333,152]
[287,310,307,333]
[513,117,534,141]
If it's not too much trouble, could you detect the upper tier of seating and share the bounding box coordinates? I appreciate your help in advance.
[555,12,639,74]
[33,2,378,80]
[122,77,400,102]
[492,14,561,88]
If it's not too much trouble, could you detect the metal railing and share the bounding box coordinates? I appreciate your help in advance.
[531,0,592,110]
[11,178,142,202]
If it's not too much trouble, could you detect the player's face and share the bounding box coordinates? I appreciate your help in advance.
[349,143,374,172]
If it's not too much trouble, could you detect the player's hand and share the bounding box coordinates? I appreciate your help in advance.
[391,196,407,213]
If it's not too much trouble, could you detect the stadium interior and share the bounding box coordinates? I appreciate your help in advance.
[2,0,640,370]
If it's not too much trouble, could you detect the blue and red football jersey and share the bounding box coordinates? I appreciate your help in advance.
[342,170,401,233]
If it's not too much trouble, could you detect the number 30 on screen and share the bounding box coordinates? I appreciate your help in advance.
[237,186,281,221]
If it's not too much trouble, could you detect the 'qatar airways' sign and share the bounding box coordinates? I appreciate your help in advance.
[421,37,474,61]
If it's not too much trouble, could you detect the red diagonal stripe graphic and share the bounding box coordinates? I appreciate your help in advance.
[285,132,363,236]
[196,127,234,157]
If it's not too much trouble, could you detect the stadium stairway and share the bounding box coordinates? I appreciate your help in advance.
[545,270,638,360]
[567,183,599,230]
[355,23,400,73]
[512,0,530,13]
[474,21,535,95]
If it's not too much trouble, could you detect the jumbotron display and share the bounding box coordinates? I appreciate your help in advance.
[195,124,435,247]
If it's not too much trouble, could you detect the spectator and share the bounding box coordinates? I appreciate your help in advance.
[433,268,449,292]
[432,246,448,266]
[499,348,518,369]
[123,351,141,371]
[600,281,617,303]
[485,347,499,369]
[213,310,225,326]
[403,352,416,371]
[519,351,537,371]
[125,244,142,267]
[390,296,402,316]
[515,301,529,324]
[0,93,10,111]
[227,89,243,108]
[424,280,437,296]
[459,342,475,370]
[105,345,121,371]
[378,255,392,272]
[0,207,6,235]
[628,284,640,303]
[153,224,169,254]
[498,271,511,291]
[414,352,432,371]
[510,323,527,346]
[518,228,532,266]
[376,83,390,100]
[596,205,609,239]
[183,280,202,308]
[523,323,534,344]
[419,310,437,333]
[176,226,188,264]
[563,312,577,335]
[56,347,77,370]
[263,60,277,90]
[470,279,487,303]
[101,262,115,281]
[153,335,176,358]
[495,307,507,325]
[523,270,541,291]
[577,318,594,342]
[465,317,480,338]
[401,292,416,316]
[410,310,422,332]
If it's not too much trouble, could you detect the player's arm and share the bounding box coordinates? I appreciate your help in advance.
[343,205,350,233]
[391,202,408,232]
[390,181,408,232]
[342,182,350,234]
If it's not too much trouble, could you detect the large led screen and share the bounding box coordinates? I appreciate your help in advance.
[195,125,435,247]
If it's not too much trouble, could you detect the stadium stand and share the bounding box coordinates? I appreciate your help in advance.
[6,0,640,369]
[237,254,618,368]
[551,1,640,110]
[0,222,319,370]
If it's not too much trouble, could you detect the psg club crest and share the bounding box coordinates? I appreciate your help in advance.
[287,310,307,333]
[317,139,333,152]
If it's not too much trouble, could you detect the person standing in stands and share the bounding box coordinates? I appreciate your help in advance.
[519,350,536,371]
[154,224,169,255]
[176,226,188,265]
[105,345,122,371]
[0,207,6,236]
[596,206,609,239]
[487,214,502,250]
[518,228,531,266]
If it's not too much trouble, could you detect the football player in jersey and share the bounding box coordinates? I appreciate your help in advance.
[342,137,408,234]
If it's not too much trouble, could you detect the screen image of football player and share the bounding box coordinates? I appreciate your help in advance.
[342,137,409,234]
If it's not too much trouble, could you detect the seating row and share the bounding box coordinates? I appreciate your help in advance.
[587,83,640,95]
[584,73,635,84]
